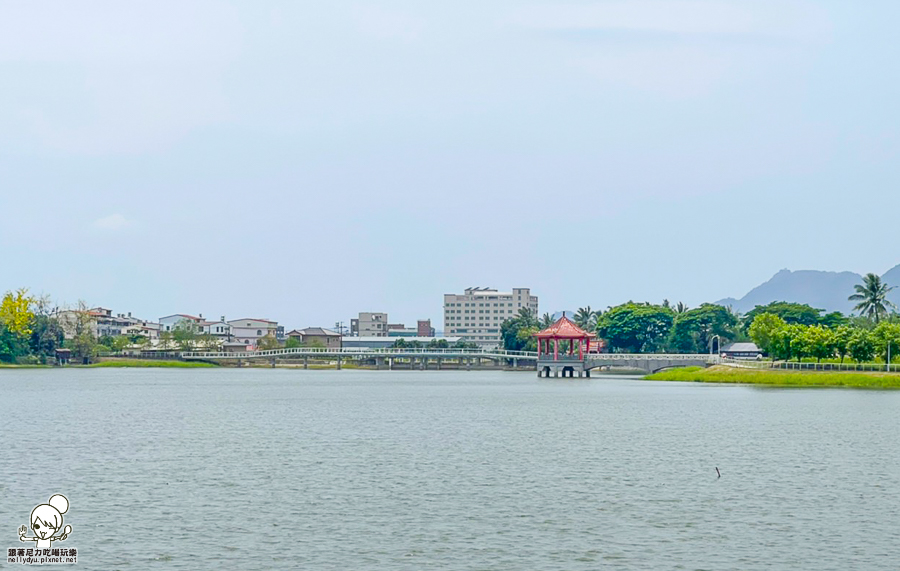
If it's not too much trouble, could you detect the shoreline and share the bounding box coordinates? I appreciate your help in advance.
[645,365,900,389]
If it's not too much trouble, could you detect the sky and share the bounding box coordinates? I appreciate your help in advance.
[2,0,899,330]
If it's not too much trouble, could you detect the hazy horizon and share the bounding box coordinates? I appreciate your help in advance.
[3,1,899,329]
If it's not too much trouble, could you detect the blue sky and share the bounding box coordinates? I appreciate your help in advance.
[2,1,899,329]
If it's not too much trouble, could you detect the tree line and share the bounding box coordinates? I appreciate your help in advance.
[500,273,900,363]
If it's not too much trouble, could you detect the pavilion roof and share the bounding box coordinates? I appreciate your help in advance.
[534,314,591,339]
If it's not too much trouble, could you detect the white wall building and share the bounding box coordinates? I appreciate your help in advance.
[350,312,389,337]
[443,287,539,348]
[199,320,232,339]
[159,314,203,333]
[227,318,278,348]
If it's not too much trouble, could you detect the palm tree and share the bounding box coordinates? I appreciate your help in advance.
[574,306,597,331]
[674,302,688,314]
[540,313,554,329]
[849,273,896,323]
[516,307,538,329]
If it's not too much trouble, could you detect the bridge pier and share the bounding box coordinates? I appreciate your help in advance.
[337,356,342,370]
[465,358,471,371]
[303,356,308,370]
[437,358,442,370]
[270,358,276,368]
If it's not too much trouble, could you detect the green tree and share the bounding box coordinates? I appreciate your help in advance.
[427,338,450,349]
[800,325,835,362]
[832,325,853,363]
[516,326,538,351]
[501,308,539,351]
[574,307,597,332]
[596,303,674,353]
[539,313,553,329]
[742,301,822,333]
[67,301,97,362]
[668,304,738,353]
[786,324,809,362]
[257,334,281,351]
[159,331,174,350]
[748,313,787,357]
[171,319,199,351]
[871,321,900,362]
[285,337,302,349]
[820,312,849,329]
[849,273,896,323]
[848,329,875,363]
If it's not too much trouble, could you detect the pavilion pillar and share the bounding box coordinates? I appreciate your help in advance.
[578,337,583,360]
[538,339,542,358]
[553,339,558,361]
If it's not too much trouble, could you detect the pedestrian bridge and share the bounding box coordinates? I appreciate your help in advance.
[539,354,717,377]
[181,347,539,369]
[179,347,716,374]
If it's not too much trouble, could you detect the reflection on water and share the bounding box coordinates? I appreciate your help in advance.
[1,368,899,570]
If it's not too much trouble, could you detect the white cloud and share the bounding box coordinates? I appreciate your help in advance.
[93,213,132,231]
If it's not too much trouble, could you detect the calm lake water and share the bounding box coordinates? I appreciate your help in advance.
[1,368,899,570]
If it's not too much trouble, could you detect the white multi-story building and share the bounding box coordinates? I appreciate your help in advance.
[159,314,203,333]
[443,287,539,348]
[199,319,232,340]
[227,318,278,348]
[350,312,389,337]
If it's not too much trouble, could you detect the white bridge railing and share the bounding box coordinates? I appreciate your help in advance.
[584,354,719,362]
[181,347,539,360]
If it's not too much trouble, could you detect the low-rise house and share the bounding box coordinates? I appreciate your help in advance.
[288,327,342,349]
[721,342,763,359]
[159,314,203,333]
[199,319,232,339]
[228,318,278,349]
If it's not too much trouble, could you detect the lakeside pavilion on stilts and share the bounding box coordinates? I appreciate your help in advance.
[535,313,591,378]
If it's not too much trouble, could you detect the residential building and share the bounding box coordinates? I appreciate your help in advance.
[417,319,435,337]
[159,314,203,333]
[350,312,389,337]
[443,287,539,348]
[56,307,145,339]
[227,318,278,348]
[199,318,232,340]
[287,327,342,349]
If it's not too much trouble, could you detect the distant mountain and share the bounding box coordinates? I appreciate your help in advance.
[551,310,576,321]
[716,269,864,314]
[882,264,900,308]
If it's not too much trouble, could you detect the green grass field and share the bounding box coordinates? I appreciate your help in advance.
[87,359,217,368]
[645,365,900,389]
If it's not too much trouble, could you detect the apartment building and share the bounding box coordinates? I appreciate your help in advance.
[350,312,389,337]
[443,287,539,348]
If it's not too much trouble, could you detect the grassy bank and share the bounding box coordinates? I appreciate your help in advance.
[88,359,216,368]
[645,365,900,389]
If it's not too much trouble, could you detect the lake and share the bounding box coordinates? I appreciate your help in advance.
[1,368,899,570]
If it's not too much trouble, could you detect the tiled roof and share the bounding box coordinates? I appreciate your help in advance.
[535,315,591,339]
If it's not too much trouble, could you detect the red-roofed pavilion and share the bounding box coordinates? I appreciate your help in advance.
[535,314,591,361]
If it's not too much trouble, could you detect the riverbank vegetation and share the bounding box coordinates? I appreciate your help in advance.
[500,274,900,366]
[88,359,216,368]
[645,366,900,389]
